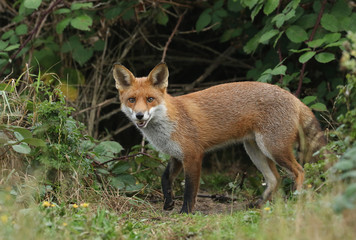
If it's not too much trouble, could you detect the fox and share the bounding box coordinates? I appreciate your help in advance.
[112,62,326,214]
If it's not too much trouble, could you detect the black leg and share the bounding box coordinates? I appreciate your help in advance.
[161,158,182,211]
[180,174,194,214]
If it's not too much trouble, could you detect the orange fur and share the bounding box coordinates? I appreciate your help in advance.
[113,63,326,213]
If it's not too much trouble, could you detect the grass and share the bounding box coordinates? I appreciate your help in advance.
[1,171,355,240]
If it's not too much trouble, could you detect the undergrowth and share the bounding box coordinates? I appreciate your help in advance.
[1,32,356,239]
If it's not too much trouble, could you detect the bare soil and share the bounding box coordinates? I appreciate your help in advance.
[149,191,247,215]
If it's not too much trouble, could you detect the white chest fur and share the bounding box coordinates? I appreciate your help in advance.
[139,105,184,160]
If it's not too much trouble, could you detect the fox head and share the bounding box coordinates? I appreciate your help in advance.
[113,63,169,129]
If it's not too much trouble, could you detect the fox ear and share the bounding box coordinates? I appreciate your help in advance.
[113,64,135,91]
[148,62,169,90]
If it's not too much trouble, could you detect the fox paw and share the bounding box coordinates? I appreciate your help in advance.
[163,200,174,211]
[248,198,264,209]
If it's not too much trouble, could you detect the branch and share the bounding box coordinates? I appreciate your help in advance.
[186,45,237,91]
[95,152,161,166]
[72,97,117,117]
[0,0,63,77]
[161,9,187,62]
[295,0,327,97]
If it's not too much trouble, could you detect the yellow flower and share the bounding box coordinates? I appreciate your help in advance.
[80,203,89,208]
[72,204,79,208]
[51,203,56,207]
[307,184,312,188]
[264,207,271,211]
[62,222,68,227]
[1,215,8,223]
[42,201,51,207]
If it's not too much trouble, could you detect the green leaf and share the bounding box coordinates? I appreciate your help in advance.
[257,73,272,83]
[56,18,71,34]
[321,14,339,32]
[12,142,31,154]
[286,25,308,43]
[71,2,93,10]
[112,162,131,175]
[4,44,20,52]
[15,24,28,35]
[104,6,123,19]
[259,29,279,43]
[334,161,354,171]
[212,0,224,10]
[302,96,317,105]
[196,10,212,31]
[242,0,258,9]
[340,170,356,180]
[54,8,71,14]
[310,102,327,112]
[324,40,344,48]
[0,41,9,51]
[289,48,311,53]
[24,0,42,9]
[299,51,316,63]
[12,128,32,139]
[315,52,335,63]
[21,138,46,147]
[296,13,317,29]
[94,141,123,155]
[156,10,169,26]
[331,0,351,19]
[227,0,242,12]
[264,0,279,15]
[323,33,341,44]
[2,30,14,40]
[244,32,261,54]
[271,65,287,75]
[251,3,263,21]
[307,39,325,48]
[73,47,93,66]
[70,14,93,31]
[14,131,24,141]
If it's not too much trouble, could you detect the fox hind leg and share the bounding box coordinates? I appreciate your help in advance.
[255,134,304,193]
[161,158,183,211]
[244,139,280,208]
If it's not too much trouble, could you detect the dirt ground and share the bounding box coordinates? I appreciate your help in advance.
[149,190,247,215]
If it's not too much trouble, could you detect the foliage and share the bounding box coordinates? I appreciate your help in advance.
[2,0,353,140]
[0,185,355,239]
[0,69,167,197]
[330,31,356,213]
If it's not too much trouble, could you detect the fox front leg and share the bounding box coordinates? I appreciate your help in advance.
[180,155,203,214]
[161,158,182,211]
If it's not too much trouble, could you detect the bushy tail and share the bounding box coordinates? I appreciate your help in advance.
[298,108,327,164]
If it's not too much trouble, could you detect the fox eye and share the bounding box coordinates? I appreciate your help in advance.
[147,97,154,103]
[128,98,136,103]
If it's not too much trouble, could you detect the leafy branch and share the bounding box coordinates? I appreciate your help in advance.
[0,0,63,77]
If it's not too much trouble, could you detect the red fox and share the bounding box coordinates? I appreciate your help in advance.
[113,63,326,213]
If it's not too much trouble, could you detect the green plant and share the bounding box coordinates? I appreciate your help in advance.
[330,31,356,213]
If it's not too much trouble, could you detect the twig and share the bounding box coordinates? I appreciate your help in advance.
[186,45,237,91]
[95,152,161,166]
[161,9,187,62]
[197,194,237,202]
[101,123,133,141]
[0,0,63,77]
[295,0,327,97]
[73,98,116,117]
[178,22,219,34]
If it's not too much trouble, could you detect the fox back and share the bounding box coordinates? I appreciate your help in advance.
[113,63,326,213]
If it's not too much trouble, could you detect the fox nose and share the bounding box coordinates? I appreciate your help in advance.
[136,112,144,120]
